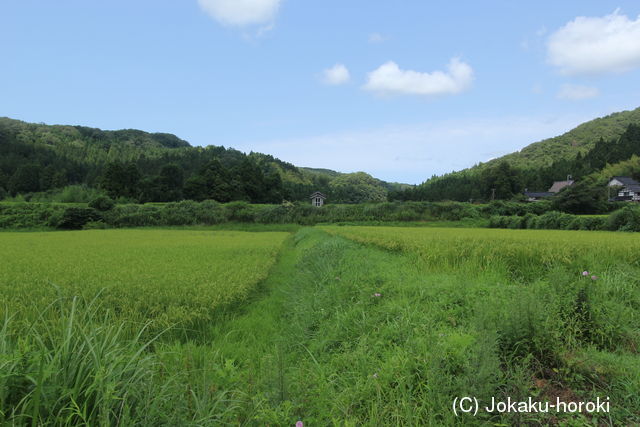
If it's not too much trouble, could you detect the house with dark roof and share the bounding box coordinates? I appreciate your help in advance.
[608,176,640,202]
[524,176,575,202]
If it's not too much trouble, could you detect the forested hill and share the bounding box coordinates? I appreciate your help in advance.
[480,107,640,170]
[0,117,397,203]
[0,117,191,152]
[393,107,640,203]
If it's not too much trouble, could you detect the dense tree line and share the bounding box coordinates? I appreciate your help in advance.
[0,118,390,204]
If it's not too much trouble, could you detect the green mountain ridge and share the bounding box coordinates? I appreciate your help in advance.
[0,117,401,203]
[393,107,640,203]
[478,107,640,170]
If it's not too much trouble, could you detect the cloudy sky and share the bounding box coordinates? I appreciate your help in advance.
[2,1,640,183]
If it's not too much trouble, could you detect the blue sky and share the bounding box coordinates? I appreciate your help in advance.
[2,1,640,184]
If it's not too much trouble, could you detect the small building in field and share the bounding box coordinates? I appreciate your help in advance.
[608,176,640,202]
[310,191,326,207]
[524,176,575,202]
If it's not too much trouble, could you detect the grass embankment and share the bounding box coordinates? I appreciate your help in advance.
[1,227,639,424]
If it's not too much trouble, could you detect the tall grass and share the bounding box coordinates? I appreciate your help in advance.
[0,295,243,425]
[2,296,158,425]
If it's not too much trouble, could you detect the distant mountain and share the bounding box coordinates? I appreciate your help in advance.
[480,107,640,170]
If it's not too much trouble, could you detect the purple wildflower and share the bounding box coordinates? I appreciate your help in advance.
[591,275,598,281]
[373,293,381,297]
[582,271,589,277]
[296,421,304,427]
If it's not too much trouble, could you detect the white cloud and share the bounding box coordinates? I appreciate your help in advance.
[322,64,350,85]
[197,0,281,27]
[368,33,387,43]
[548,10,640,75]
[363,58,474,96]
[557,84,600,100]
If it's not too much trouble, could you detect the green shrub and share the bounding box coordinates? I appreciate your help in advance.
[56,207,102,230]
[534,211,574,230]
[20,185,105,203]
[256,205,290,224]
[107,205,161,227]
[89,195,115,211]
[581,216,606,231]
[481,200,552,216]
[193,200,226,224]
[607,206,640,231]
[224,201,257,222]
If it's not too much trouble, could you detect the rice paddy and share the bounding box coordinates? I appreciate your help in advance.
[1,226,639,425]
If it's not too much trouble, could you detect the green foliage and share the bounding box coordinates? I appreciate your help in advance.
[480,161,522,200]
[489,212,608,231]
[4,199,640,232]
[0,297,161,424]
[480,199,553,216]
[8,164,41,195]
[551,178,608,214]
[607,206,640,231]
[0,296,239,425]
[56,207,101,229]
[2,185,104,204]
[328,172,388,203]
[0,203,71,229]
[88,195,115,211]
[100,162,141,199]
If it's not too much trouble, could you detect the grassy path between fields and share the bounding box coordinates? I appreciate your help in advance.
[189,227,637,425]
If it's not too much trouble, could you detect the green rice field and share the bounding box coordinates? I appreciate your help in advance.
[1,226,639,425]
[0,229,289,330]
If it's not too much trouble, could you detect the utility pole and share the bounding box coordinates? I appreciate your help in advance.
[491,188,496,201]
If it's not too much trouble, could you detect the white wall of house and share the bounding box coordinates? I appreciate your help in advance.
[617,190,640,201]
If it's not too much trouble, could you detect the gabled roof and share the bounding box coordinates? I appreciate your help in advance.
[610,176,640,187]
[548,180,574,193]
[310,191,326,199]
